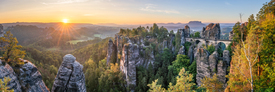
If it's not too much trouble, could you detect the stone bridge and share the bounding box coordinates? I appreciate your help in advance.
[186,37,232,48]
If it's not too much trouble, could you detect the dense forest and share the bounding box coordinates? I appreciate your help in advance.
[0,0,275,92]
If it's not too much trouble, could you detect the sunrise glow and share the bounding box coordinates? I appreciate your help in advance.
[63,19,68,23]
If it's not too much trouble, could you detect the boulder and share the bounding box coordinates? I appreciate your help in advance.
[51,54,86,92]
[19,61,49,92]
[0,60,22,92]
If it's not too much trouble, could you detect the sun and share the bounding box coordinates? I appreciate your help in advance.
[63,19,68,23]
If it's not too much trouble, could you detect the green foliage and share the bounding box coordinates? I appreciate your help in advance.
[23,46,62,89]
[175,30,181,53]
[184,42,192,55]
[85,59,126,92]
[148,68,196,92]
[225,42,233,57]
[194,32,200,38]
[73,37,111,64]
[0,77,14,92]
[168,54,190,75]
[0,31,26,66]
[206,45,215,54]
[200,74,223,92]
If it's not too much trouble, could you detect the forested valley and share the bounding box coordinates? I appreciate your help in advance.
[0,0,275,92]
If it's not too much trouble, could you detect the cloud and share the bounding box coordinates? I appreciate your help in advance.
[140,4,180,14]
[42,0,90,5]
[225,2,231,5]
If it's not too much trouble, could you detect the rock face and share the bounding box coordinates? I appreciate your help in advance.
[0,59,50,92]
[19,60,49,92]
[195,49,229,87]
[223,50,231,67]
[106,39,116,65]
[201,23,221,40]
[184,25,191,37]
[178,46,185,55]
[195,48,210,86]
[120,43,155,91]
[229,31,234,40]
[180,29,185,46]
[0,60,22,92]
[188,43,195,64]
[52,54,86,92]
[0,24,3,37]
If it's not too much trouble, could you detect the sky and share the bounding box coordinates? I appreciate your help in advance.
[0,0,271,24]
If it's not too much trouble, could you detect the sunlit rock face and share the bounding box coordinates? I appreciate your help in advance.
[51,54,86,92]
[0,60,22,92]
[201,23,221,40]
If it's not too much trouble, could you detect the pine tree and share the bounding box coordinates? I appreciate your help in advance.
[0,31,25,66]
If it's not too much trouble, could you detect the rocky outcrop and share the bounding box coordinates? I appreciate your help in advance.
[201,23,221,40]
[106,39,117,65]
[0,24,3,37]
[178,46,185,55]
[195,48,210,86]
[209,51,218,76]
[188,43,195,64]
[223,50,231,67]
[184,25,191,37]
[0,59,49,92]
[168,33,175,53]
[180,29,185,46]
[0,60,22,92]
[229,31,234,40]
[195,48,229,87]
[120,43,155,91]
[19,60,49,92]
[52,54,86,92]
[217,60,227,88]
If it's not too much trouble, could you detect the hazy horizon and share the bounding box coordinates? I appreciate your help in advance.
[0,0,270,24]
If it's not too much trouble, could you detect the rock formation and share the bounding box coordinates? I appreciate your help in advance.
[0,60,22,92]
[184,25,191,37]
[0,59,49,92]
[195,48,228,87]
[19,59,49,92]
[195,48,210,86]
[180,29,185,46]
[178,46,185,55]
[0,24,3,37]
[229,31,234,40]
[223,50,231,67]
[106,39,116,65]
[51,54,86,92]
[201,23,221,40]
